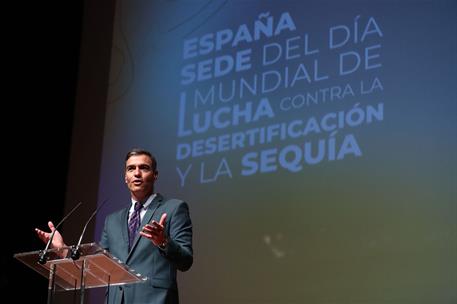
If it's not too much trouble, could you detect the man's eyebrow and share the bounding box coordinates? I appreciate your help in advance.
[126,164,151,168]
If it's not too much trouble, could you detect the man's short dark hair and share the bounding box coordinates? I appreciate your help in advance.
[125,148,157,171]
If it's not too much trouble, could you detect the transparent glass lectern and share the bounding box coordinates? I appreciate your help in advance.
[14,243,147,304]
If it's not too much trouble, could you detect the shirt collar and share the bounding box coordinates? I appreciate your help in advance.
[130,193,157,211]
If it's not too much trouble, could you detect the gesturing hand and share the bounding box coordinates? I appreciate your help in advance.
[140,213,168,247]
[35,221,66,249]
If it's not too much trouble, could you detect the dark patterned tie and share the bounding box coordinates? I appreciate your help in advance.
[128,202,143,250]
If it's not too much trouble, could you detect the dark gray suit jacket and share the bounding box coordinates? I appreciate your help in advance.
[99,194,193,304]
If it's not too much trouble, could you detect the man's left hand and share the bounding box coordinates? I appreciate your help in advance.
[140,213,168,247]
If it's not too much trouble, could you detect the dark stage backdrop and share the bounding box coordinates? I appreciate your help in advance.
[5,1,84,303]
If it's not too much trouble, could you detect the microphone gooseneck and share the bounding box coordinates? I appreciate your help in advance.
[38,202,83,264]
[70,198,110,260]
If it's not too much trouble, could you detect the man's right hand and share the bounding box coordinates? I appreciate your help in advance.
[35,221,66,249]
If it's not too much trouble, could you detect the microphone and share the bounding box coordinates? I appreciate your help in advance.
[70,198,110,260]
[38,202,83,264]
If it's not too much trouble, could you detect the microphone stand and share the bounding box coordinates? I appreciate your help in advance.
[38,202,83,264]
[36,202,82,304]
[69,198,109,304]
[70,198,110,261]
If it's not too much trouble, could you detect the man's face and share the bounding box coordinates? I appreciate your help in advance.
[125,154,157,199]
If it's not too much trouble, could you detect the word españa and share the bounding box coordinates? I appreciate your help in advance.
[180,11,296,86]
[182,12,296,59]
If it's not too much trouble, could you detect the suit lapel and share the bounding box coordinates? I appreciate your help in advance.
[140,193,164,227]
[121,207,130,251]
[126,194,164,260]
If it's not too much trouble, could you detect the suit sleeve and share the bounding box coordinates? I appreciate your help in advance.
[160,201,193,272]
[99,216,109,250]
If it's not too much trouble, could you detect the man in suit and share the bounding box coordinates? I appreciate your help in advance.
[36,148,193,304]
